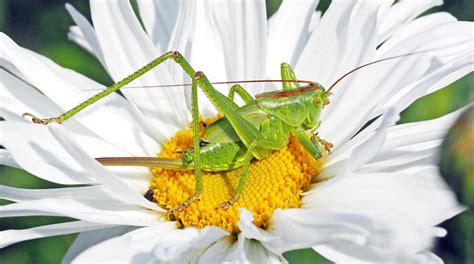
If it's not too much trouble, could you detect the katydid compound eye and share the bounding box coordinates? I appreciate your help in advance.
[314,97,322,105]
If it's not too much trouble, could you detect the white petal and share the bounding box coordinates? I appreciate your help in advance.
[321,109,400,179]
[238,208,277,242]
[62,226,135,264]
[266,0,318,78]
[378,11,457,53]
[377,0,443,43]
[260,209,373,255]
[345,109,399,173]
[0,67,65,125]
[305,162,462,260]
[152,226,228,262]
[48,123,163,212]
[166,0,196,83]
[0,198,160,226]
[243,240,283,264]
[296,0,385,87]
[314,241,443,264]
[222,233,248,263]
[0,149,19,168]
[0,185,110,202]
[198,236,235,264]
[172,247,207,264]
[71,223,176,263]
[1,122,96,184]
[90,0,189,135]
[206,0,268,94]
[0,33,160,156]
[319,21,473,146]
[381,54,473,114]
[374,21,473,114]
[2,120,153,188]
[357,148,440,174]
[65,3,107,67]
[0,221,110,249]
[308,11,322,34]
[189,1,228,116]
[137,0,179,53]
[325,104,467,172]
[303,168,463,228]
[362,104,471,173]
[67,26,94,55]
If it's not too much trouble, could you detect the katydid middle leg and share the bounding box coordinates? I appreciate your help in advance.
[215,116,291,209]
[215,140,257,210]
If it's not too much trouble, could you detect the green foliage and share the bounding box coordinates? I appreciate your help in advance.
[284,248,332,264]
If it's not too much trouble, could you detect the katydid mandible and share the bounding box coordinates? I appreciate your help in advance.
[22,50,430,214]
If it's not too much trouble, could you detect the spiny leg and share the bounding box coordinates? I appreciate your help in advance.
[23,51,241,125]
[216,141,257,210]
[167,74,203,214]
[309,121,333,153]
[193,72,272,159]
[216,119,289,210]
[293,128,323,159]
[24,52,182,124]
[311,134,334,153]
[228,84,254,104]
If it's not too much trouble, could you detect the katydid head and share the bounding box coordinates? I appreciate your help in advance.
[300,83,330,130]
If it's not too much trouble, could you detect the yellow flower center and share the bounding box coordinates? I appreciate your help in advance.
[150,118,322,234]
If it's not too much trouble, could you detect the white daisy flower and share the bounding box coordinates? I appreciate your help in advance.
[1,0,473,263]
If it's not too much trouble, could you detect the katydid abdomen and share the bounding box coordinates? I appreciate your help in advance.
[96,141,248,171]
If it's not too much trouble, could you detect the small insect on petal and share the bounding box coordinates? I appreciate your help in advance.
[144,189,156,202]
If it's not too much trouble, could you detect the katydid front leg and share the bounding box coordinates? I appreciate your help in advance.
[293,129,323,159]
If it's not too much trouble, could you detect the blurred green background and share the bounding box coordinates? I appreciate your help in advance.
[0,0,472,263]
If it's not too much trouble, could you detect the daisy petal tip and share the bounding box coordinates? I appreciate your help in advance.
[381,107,401,128]
[433,227,447,238]
[238,208,254,221]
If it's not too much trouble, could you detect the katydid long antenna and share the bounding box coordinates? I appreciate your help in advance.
[85,79,319,90]
[326,49,440,93]
[1,47,446,96]
[106,48,446,93]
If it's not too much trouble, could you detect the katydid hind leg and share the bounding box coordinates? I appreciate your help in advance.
[24,51,239,125]
[280,63,299,90]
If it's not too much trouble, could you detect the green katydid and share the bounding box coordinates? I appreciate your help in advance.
[22,50,432,214]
